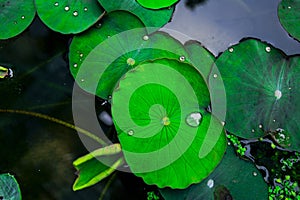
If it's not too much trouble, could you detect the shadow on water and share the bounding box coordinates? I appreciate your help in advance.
[185,0,208,10]
[0,17,150,199]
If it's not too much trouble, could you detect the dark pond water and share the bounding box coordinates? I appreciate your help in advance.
[166,0,300,55]
[0,0,299,199]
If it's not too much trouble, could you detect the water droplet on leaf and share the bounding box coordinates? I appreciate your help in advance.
[84,7,88,11]
[73,63,78,68]
[207,179,214,188]
[73,11,78,16]
[95,23,101,28]
[186,112,202,127]
[229,48,234,52]
[64,6,70,11]
[143,35,149,41]
[127,130,134,136]
[54,2,59,6]
[21,15,25,20]
[179,56,185,62]
[213,74,218,78]
[274,89,282,100]
[265,46,271,52]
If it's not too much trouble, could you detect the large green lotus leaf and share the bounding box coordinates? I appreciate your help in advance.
[112,58,227,189]
[98,0,174,29]
[184,40,215,82]
[70,11,189,100]
[212,38,300,151]
[73,144,124,191]
[35,0,104,34]
[136,0,179,9]
[0,173,22,200]
[0,0,35,39]
[159,145,268,199]
[278,0,300,41]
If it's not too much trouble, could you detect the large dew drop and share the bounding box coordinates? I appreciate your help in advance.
[186,112,202,127]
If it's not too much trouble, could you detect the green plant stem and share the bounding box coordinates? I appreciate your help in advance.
[98,172,117,200]
[0,109,107,146]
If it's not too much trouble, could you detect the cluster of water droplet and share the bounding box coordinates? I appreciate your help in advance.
[53,2,89,17]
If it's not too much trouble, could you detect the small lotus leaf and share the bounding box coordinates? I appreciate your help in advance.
[35,0,104,34]
[69,11,190,100]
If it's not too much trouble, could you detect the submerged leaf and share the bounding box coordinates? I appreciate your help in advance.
[212,38,300,151]
[112,58,226,188]
[0,173,22,200]
[98,0,174,29]
[0,0,35,39]
[35,0,104,34]
[73,144,124,191]
[159,145,268,200]
[70,11,189,99]
[278,0,300,41]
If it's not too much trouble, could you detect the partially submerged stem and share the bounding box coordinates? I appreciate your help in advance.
[0,109,107,146]
[99,172,117,200]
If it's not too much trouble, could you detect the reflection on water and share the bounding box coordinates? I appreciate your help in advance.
[165,0,300,55]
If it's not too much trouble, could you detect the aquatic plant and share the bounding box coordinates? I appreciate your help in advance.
[0,0,300,199]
